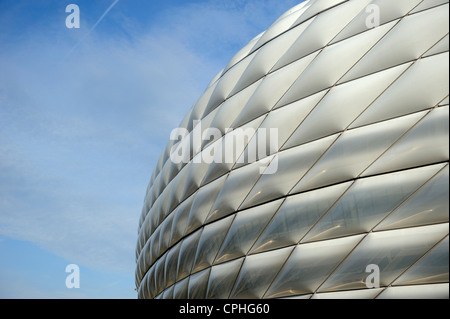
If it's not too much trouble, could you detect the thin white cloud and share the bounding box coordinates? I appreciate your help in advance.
[0,3,228,275]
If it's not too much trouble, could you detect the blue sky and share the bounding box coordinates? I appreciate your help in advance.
[0,0,301,298]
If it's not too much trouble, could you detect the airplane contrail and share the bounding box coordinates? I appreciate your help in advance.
[65,0,120,59]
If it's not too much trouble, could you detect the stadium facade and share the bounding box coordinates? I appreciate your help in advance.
[136,0,449,299]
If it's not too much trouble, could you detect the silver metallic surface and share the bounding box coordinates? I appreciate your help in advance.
[136,0,449,299]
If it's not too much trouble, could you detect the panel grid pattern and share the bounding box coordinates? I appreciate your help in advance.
[136,0,449,299]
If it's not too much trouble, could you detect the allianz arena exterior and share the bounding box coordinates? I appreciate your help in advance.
[136,0,449,299]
